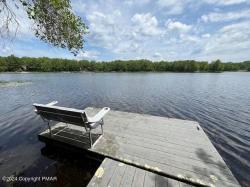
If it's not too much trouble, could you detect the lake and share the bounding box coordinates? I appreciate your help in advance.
[0,72,250,187]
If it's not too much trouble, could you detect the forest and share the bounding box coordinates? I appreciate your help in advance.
[0,55,249,72]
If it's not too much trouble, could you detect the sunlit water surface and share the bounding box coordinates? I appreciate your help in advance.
[0,72,249,187]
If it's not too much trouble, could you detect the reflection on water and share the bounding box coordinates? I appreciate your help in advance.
[0,72,250,187]
[2,146,100,187]
[0,80,32,88]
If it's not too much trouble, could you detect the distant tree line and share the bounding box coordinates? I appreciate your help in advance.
[0,55,250,72]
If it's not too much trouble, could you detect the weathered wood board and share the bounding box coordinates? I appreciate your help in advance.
[87,158,194,187]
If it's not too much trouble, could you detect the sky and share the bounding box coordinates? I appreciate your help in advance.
[0,0,250,62]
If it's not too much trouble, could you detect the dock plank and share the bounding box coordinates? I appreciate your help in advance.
[88,158,192,187]
[168,178,181,187]
[144,172,156,187]
[132,167,146,187]
[120,165,136,187]
[108,161,126,187]
[155,175,168,187]
[101,130,229,169]
[103,121,211,145]
[94,134,234,181]
[92,143,237,187]
[87,157,117,187]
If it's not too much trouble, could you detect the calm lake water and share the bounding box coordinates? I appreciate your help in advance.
[0,72,250,187]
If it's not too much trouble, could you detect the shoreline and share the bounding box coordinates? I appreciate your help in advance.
[0,70,249,74]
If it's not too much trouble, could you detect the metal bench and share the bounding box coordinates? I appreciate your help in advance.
[33,101,110,147]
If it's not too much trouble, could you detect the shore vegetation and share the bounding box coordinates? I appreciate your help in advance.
[0,55,249,72]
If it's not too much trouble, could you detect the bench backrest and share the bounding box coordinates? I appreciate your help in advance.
[33,103,87,126]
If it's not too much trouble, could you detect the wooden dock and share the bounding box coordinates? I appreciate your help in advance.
[38,107,240,187]
[87,158,193,187]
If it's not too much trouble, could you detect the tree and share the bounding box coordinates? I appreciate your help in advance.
[0,57,7,71]
[0,0,88,55]
[5,54,22,71]
[0,55,249,72]
[199,61,209,72]
[209,59,224,72]
[241,61,250,71]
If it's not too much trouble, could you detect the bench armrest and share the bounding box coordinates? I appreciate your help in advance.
[46,101,58,106]
[33,101,58,113]
[87,107,110,123]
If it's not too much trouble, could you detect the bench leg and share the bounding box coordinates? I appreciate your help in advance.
[101,124,104,135]
[47,121,52,136]
[89,130,93,148]
[100,119,104,135]
[40,116,52,137]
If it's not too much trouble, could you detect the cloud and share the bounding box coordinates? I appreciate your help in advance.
[72,1,86,14]
[153,52,163,60]
[180,34,200,43]
[202,33,211,38]
[131,13,163,36]
[166,19,192,32]
[201,9,250,22]
[124,0,151,6]
[86,10,122,49]
[200,21,250,61]
[0,46,11,54]
[1,0,250,62]
[157,0,187,15]
[77,50,100,60]
[85,9,164,58]
[156,0,248,15]
[202,0,248,5]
